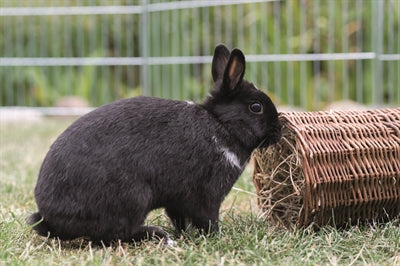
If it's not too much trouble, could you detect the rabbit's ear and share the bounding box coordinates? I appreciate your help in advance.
[222,49,245,92]
[212,44,230,82]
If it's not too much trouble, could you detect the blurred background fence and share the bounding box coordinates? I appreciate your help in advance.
[0,0,399,111]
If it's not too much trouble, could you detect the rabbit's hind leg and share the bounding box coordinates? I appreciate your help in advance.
[165,207,190,233]
[190,208,220,235]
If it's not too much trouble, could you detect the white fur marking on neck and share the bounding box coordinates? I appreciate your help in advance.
[220,146,242,169]
[212,136,242,170]
[186,101,195,105]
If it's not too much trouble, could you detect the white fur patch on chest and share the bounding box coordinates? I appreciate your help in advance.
[212,136,242,170]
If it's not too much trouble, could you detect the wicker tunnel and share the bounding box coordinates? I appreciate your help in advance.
[253,108,400,228]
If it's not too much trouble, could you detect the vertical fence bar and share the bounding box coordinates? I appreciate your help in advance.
[225,4,232,48]
[101,4,110,104]
[153,10,161,97]
[202,6,211,97]
[372,0,384,105]
[370,0,375,105]
[178,7,184,99]
[327,0,335,104]
[27,11,35,105]
[299,1,306,109]
[125,7,131,92]
[160,9,169,98]
[356,0,363,103]
[126,7,134,94]
[192,6,200,101]
[249,3,257,83]
[171,7,179,100]
[377,0,384,106]
[177,7,182,99]
[260,1,268,93]
[50,1,60,106]
[140,0,149,96]
[313,0,321,109]
[76,1,85,102]
[181,7,189,100]
[166,8,171,99]
[15,1,23,105]
[3,7,12,105]
[236,3,244,50]
[214,5,221,44]
[113,0,122,99]
[273,1,281,105]
[64,0,72,97]
[255,2,262,87]
[76,6,84,58]
[386,0,394,105]
[39,0,47,58]
[398,0,400,104]
[286,0,294,106]
[89,0,98,104]
[202,6,210,56]
[342,0,349,101]
[40,0,48,107]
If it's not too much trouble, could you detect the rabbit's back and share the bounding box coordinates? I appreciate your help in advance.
[36,96,222,200]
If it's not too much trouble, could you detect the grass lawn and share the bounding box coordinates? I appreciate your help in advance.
[0,118,399,265]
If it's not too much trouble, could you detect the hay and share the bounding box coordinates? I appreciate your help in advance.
[253,108,400,228]
[253,125,305,229]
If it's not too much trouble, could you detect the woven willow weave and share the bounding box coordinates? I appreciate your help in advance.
[253,108,400,228]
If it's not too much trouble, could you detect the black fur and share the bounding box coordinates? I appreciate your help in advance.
[28,44,281,243]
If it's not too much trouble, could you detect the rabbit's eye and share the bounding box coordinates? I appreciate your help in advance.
[249,102,263,114]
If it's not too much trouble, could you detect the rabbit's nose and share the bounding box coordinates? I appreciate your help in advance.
[269,124,282,146]
[268,132,281,146]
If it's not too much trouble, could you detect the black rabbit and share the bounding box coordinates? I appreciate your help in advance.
[28,44,281,243]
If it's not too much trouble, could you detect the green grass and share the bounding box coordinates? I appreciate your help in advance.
[1,118,399,265]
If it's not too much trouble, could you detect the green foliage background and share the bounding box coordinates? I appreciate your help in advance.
[0,0,399,110]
